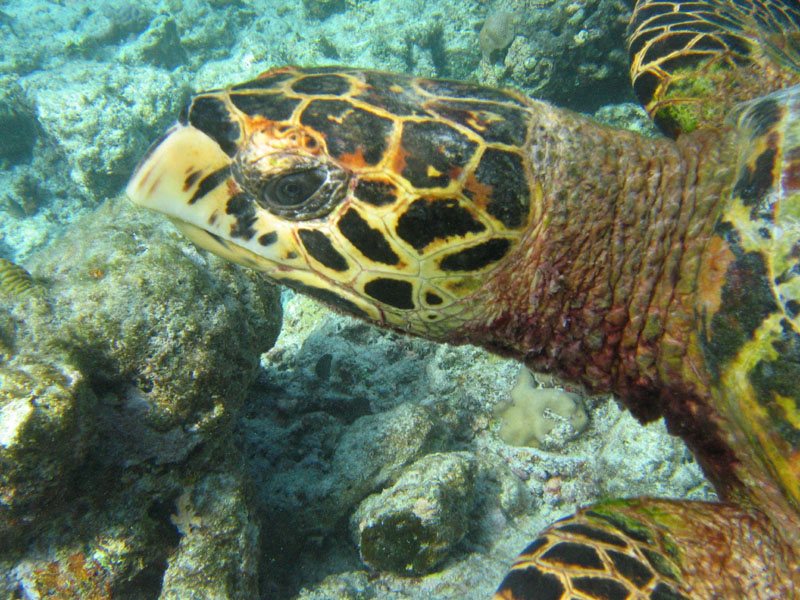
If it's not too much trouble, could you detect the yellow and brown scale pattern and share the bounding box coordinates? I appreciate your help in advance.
[493,498,798,599]
[174,67,537,337]
[695,84,800,544]
[628,0,800,137]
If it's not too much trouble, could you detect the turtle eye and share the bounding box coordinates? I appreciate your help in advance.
[264,168,326,207]
[238,159,349,220]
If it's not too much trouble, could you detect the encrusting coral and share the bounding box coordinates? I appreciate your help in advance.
[494,368,588,448]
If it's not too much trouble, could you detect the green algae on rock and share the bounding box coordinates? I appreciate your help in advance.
[352,451,477,575]
[25,200,282,434]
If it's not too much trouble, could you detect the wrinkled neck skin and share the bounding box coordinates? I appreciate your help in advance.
[458,101,749,493]
[461,103,729,395]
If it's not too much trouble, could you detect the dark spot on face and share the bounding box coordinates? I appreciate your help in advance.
[298,228,349,271]
[472,148,530,228]
[188,95,241,156]
[439,238,511,271]
[183,170,202,192]
[399,120,478,188]
[649,582,690,600]
[230,216,258,240]
[585,511,653,544]
[606,550,653,588]
[556,524,627,548]
[225,192,258,240]
[226,192,249,216]
[572,576,630,600]
[258,231,277,246]
[286,279,368,317]
[396,198,485,252]
[364,278,414,309]
[229,93,302,121]
[494,566,565,600]
[231,70,295,91]
[189,166,230,205]
[301,99,393,165]
[424,291,443,306]
[787,300,800,318]
[338,208,399,265]
[733,147,776,208]
[429,100,529,146]
[291,74,352,95]
[540,542,604,570]
[354,178,398,206]
[417,77,528,106]
[703,251,779,379]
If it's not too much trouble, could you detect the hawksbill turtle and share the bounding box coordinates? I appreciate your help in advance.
[126,0,800,597]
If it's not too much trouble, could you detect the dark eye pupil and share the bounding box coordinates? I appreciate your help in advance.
[266,168,326,207]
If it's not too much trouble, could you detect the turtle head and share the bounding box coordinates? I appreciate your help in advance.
[127,67,535,338]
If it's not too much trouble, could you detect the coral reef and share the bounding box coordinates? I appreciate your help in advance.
[494,368,589,449]
[0,80,39,168]
[0,200,281,597]
[0,358,94,537]
[479,10,519,62]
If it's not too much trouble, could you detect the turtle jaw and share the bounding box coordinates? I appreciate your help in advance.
[125,122,392,322]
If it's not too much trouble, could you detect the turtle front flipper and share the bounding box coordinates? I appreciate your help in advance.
[695,83,800,544]
[628,0,800,137]
[493,498,800,599]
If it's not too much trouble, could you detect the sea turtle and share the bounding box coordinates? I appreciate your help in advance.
[126,0,800,597]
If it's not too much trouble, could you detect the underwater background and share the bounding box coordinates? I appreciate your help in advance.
[0,0,715,598]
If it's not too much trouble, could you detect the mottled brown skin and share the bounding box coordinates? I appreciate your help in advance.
[452,108,745,494]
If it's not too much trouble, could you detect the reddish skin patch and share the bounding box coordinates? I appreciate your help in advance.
[226,177,242,196]
[463,171,493,211]
[338,147,369,169]
[443,109,747,497]
[391,144,409,178]
[697,234,736,319]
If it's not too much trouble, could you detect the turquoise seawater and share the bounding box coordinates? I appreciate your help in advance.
[0,1,715,599]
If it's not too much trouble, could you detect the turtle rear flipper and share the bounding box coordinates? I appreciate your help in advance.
[493,498,800,599]
[628,0,800,137]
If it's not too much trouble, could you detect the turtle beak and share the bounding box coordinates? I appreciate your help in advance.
[126,123,282,271]
[126,123,233,220]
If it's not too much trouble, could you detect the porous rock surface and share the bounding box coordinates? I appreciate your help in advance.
[351,451,478,575]
[0,200,281,598]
